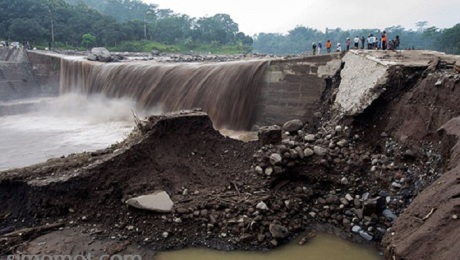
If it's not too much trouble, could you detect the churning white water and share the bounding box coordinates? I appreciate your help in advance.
[0,93,156,171]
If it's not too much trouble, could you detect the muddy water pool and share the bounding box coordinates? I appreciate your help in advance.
[157,233,382,260]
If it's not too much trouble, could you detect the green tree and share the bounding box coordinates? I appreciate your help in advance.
[437,23,460,54]
[8,18,47,41]
[152,15,192,44]
[193,14,239,44]
[81,33,96,48]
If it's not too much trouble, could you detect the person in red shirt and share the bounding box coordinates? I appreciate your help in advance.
[326,40,332,53]
[382,31,387,50]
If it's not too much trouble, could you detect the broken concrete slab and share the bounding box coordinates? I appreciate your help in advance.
[125,191,174,213]
[334,51,388,116]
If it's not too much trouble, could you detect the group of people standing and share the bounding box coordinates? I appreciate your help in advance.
[311,40,341,54]
[310,31,400,55]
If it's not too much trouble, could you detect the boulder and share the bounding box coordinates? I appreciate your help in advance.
[282,119,303,132]
[126,191,174,213]
[90,47,112,62]
[258,125,282,145]
[269,223,289,239]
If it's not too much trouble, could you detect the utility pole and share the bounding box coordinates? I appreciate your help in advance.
[51,14,55,43]
[144,17,147,40]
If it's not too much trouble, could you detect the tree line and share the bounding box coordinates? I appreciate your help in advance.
[0,0,253,52]
[1,0,458,55]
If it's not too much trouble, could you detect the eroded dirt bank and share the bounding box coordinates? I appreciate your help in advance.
[0,51,460,259]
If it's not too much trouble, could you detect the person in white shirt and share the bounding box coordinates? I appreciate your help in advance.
[336,43,342,52]
[354,36,359,49]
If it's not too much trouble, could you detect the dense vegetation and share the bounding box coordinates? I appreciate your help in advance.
[0,0,253,53]
[0,0,458,55]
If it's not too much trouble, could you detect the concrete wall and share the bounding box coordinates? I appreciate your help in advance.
[256,53,343,126]
[27,51,61,96]
[18,50,345,129]
[0,48,60,102]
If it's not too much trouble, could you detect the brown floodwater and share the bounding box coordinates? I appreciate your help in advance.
[156,233,382,260]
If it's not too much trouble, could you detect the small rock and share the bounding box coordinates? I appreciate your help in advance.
[359,231,373,241]
[313,146,328,156]
[303,148,314,157]
[257,233,266,242]
[256,201,269,210]
[265,167,274,176]
[435,79,442,86]
[337,139,348,148]
[200,209,208,217]
[382,209,398,222]
[345,194,353,201]
[352,225,362,233]
[304,134,316,142]
[126,191,174,213]
[391,182,402,189]
[269,153,283,165]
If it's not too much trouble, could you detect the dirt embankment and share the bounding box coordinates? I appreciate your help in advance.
[377,61,460,260]
[0,52,459,259]
[349,57,460,259]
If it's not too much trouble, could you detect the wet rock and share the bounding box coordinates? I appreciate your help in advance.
[382,209,398,222]
[256,201,269,210]
[359,231,373,241]
[257,233,266,242]
[269,224,289,239]
[304,134,316,142]
[363,197,386,216]
[337,139,348,148]
[313,146,328,156]
[403,149,416,160]
[352,225,362,233]
[240,234,252,241]
[303,148,314,157]
[89,47,112,62]
[282,119,303,132]
[265,167,274,176]
[269,153,283,165]
[298,232,316,245]
[258,125,282,145]
[270,239,278,247]
[125,191,174,213]
[200,209,208,217]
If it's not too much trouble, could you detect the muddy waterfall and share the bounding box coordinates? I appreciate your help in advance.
[60,59,269,130]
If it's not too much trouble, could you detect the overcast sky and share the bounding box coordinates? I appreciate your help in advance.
[143,0,460,36]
